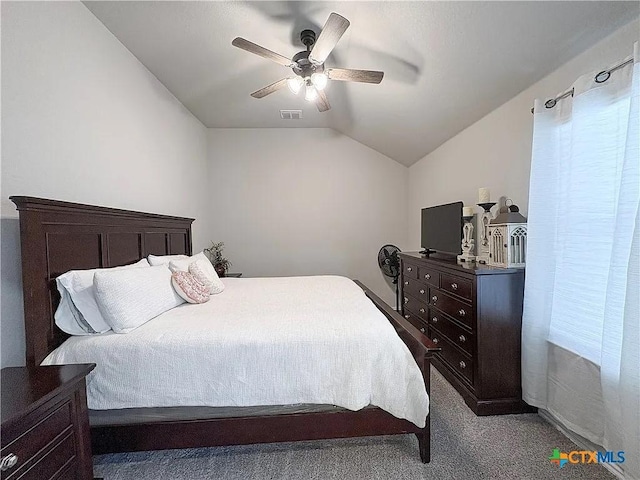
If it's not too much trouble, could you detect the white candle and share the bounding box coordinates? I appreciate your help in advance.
[463,206,474,217]
[478,187,491,203]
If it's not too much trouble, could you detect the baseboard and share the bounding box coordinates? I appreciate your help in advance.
[538,409,625,480]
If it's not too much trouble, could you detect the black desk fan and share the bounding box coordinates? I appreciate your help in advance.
[377,245,401,310]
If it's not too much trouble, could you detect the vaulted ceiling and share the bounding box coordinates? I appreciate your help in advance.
[85,1,638,166]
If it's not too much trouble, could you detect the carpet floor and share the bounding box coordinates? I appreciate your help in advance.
[93,368,614,479]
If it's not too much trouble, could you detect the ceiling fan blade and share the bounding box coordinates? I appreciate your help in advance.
[309,13,350,64]
[232,37,292,67]
[327,68,384,84]
[316,89,331,112]
[251,78,289,98]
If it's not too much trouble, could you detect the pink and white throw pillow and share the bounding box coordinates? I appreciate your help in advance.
[169,254,225,295]
[189,259,224,294]
[171,271,210,304]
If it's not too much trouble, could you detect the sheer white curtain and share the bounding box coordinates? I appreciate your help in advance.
[523,42,639,479]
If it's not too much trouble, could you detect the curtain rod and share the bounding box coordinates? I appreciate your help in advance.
[530,57,634,114]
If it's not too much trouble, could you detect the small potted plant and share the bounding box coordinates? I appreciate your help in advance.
[204,241,232,277]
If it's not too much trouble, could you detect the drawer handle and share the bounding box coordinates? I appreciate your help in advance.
[432,338,439,344]
[425,273,431,280]
[407,267,412,272]
[404,297,409,304]
[0,454,18,472]
[404,314,410,319]
[432,316,438,323]
[420,327,425,333]
[451,283,458,290]
[404,281,409,286]
[432,295,438,302]
[458,308,466,317]
[419,308,426,314]
[459,360,467,369]
[459,334,467,343]
[419,289,425,295]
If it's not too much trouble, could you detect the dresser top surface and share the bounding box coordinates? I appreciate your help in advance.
[1,364,95,425]
[400,251,523,275]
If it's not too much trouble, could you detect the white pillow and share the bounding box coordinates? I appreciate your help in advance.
[148,254,189,266]
[94,265,185,333]
[171,271,210,304]
[56,258,150,334]
[167,251,208,272]
[169,252,224,294]
[55,283,96,335]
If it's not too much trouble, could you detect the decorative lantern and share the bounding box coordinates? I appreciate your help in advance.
[488,203,527,268]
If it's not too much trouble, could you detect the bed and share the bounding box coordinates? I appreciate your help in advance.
[10,196,439,462]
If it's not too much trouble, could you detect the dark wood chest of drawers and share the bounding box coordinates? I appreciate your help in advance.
[400,252,533,415]
[1,364,95,480]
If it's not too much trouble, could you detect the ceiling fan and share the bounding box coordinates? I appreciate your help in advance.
[232,12,384,112]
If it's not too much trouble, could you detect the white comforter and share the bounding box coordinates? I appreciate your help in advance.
[42,276,429,427]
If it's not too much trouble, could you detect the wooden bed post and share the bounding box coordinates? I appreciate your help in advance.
[415,351,432,463]
[353,280,440,463]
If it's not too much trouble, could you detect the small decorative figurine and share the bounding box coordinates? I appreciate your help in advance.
[458,207,476,263]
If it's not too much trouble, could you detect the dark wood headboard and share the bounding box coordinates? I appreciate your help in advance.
[10,196,194,366]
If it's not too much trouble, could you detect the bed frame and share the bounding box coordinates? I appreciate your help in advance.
[10,196,439,463]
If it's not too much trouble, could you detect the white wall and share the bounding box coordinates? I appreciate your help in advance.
[407,18,640,248]
[207,128,407,306]
[1,2,209,367]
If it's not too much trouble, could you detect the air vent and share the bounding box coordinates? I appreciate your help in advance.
[280,110,303,120]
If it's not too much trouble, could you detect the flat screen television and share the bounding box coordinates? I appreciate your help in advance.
[420,201,463,256]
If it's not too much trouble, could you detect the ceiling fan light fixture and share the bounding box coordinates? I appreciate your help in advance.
[232,12,383,113]
[311,72,328,91]
[287,76,304,94]
[305,83,318,102]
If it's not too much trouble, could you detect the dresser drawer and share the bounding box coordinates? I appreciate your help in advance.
[403,278,429,303]
[415,303,430,323]
[429,311,473,356]
[9,431,76,480]
[403,262,418,279]
[429,328,474,385]
[2,401,73,477]
[430,289,474,328]
[418,266,439,287]
[403,295,428,322]
[402,309,427,334]
[440,273,473,301]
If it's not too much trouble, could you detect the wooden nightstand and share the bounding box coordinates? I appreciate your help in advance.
[1,364,95,480]
[224,273,243,278]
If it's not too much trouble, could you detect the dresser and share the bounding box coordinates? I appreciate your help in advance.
[399,252,533,415]
[1,364,95,480]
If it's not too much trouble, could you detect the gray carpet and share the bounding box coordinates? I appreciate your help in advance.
[94,368,614,479]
